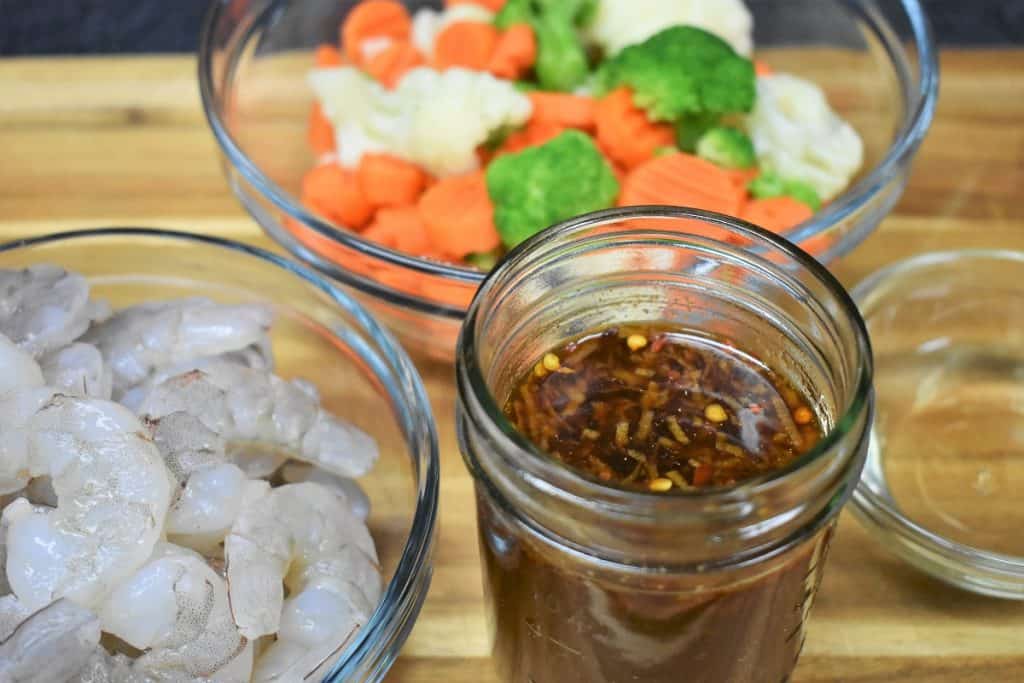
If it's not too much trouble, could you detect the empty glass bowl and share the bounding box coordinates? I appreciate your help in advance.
[0,228,440,681]
[851,250,1024,600]
[199,0,938,361]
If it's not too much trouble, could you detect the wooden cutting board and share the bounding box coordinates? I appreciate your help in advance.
[0,50,1022,682]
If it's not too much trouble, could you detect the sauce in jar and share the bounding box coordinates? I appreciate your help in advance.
[482,324,831,682]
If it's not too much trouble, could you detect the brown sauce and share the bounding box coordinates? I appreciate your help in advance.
[481,324,832,682]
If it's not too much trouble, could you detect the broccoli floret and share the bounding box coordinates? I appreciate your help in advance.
[495,0,591,92]
[595,26,756,122]
[695,127,756,169]
[675,112,721,153]
[486,130,620,248]
[748,171,823,211]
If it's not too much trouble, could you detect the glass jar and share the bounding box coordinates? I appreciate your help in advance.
[455,208,874,683]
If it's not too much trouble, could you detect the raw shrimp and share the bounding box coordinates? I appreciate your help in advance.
[38,342,113,399]
[227,444,288,480]
[0,598,101,683]
[82,297,273,396]
[166,463,270,557]
[98,543,249,682]
[0,265,110,357]
[281,462,371,522]
[0,332,44,400]
[69,649,146,683]
[225,483,381,646]
[139,359,379,480]
[1,394,172,611]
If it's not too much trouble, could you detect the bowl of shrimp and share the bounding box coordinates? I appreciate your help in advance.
[0,228,439,683]
[199,0,938,362]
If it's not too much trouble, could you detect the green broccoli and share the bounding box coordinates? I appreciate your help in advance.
[595,26,756,122]
[748,171,822,211]
[465,249,503,271]
[494,0,591,92]
[675,112,721,153]
[486,130,620,248]
[695,127,756,169]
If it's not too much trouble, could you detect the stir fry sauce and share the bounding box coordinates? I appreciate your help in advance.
[504,325,823,491]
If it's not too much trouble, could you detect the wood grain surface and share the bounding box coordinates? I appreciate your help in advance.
[0,50,1022,681]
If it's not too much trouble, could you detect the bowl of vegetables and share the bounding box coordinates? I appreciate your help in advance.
[199,0,938,362]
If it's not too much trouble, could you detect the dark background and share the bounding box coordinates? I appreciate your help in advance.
[0,0,1021,55]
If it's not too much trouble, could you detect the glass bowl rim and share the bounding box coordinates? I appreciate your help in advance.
[849,248,1024,599]
[197,0,939,316]
[0,226,443,675]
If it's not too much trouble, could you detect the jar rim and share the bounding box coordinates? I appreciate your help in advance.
[457,205,874,511]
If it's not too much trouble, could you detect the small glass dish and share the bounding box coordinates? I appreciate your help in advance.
[0,228,441,681]
[850,250,1024,599]
[198,0,939,362]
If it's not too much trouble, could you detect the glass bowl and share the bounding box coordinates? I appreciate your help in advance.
[0,228,440,682]
[850,250,1024,600]
[199,0,938,362]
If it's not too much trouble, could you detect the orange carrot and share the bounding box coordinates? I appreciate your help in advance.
[739,197,813,233]
[727,168,760,196]
[755,60,774,77]
[528,91,596,131]
[619,152,745,217]
[364,206,432,254]
[315,44,344,67]
[357,153,428,208]
[595,88,676,170]
[365,40,424,88]
[445,0,506,11]
[434,21,500,71]
[487,23,537,80]
[301,163,375,229]
[498,120,566,155]
[418,172,501,257]
[342,0,412,64]
[307,103,336,156]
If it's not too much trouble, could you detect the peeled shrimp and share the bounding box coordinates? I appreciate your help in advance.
[139,359,379,480]
[225,482,381,648]
[281,462,371,522]
[166,463,270,557]
[0,598,101,683]
[0,265,110,357]
[98,543,248,682]
[0,332,44,400]
[82,297,273,396]
[38,342,113,399]
[1,394,172,611]
[69,649,147,683]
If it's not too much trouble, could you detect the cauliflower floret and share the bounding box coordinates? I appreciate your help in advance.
[308,66,532,177]
[745,73,865,201]
[585,0,753,57]
[411,5,496,59]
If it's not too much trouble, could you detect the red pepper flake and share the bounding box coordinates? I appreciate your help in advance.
[692,463,714,487]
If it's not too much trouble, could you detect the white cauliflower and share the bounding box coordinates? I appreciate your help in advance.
[308,66,532,177]
[745,73,865,201]
[411,5,496,59]
[585,0,754,56]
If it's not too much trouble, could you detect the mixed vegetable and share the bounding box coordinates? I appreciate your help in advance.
[298,0,864,271]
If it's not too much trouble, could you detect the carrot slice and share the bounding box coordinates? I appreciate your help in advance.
[434,21,500,71]
[595,88,676,170]
[528,91,596,131]
[619,152,745,217]
[307,103,336,156]
[739,197,813,233]
[364,206,432,254]
[418,172,501,258]
[487,24,537,80]
[445,0,506,11]
[727,168,760,196]
[357,153,428,208]
[301,163,375,230]
[497,120,566,155]
[365,40,425,88]
[342,0,412,64]
[315,44,344,67]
